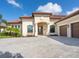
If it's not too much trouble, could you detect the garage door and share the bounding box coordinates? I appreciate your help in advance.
[71,22,79,38]
[60,25,67,36]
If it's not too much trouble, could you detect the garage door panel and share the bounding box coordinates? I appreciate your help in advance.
[60,25,67,36]
[71,22,79,38]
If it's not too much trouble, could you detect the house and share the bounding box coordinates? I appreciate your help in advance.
[8,12,65,36]
[56,10,79,38]
[8,10,79,38]
[8,20,21,30]
[0,23,6,32]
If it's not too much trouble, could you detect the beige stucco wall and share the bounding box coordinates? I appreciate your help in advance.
[56,14,79,37]
[21,19,34,36]
[34,15,50,23]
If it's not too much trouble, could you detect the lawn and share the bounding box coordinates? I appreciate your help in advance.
[0,36,15,38]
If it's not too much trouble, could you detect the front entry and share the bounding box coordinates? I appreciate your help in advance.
[38,22,47,35]
[38,26,43,35]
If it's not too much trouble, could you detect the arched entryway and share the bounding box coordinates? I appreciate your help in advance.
[37,22,47,35]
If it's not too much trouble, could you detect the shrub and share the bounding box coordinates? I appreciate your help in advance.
[6,27,21,37]
[0,27,21,37]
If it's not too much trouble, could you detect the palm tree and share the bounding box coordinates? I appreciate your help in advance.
[0,14,8,26]
[0,14,8,34]
[0,14,2,19]
[2,20,8,25]
[0,14,2,25]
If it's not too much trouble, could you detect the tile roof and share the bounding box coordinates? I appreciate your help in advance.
[20,16,33,19]
[8,12,67,24]
[8,20,21,24]
[56,10,79,23]
[50,15,65,19]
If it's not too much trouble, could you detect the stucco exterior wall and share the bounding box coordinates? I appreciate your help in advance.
[34,15,50,23]
[21,19,34,36]
[56,14,79,37]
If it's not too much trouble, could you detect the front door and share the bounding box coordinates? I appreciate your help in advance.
[38,26,43,35]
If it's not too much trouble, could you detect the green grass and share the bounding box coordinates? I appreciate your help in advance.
[0,36,15,38]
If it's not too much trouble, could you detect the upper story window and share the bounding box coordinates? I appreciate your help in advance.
[27,25,33,33]
[50,25,55,33]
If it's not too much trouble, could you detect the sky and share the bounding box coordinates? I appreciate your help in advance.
[0,0,79,21]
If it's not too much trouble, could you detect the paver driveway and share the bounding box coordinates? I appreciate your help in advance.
[0,36,79,58]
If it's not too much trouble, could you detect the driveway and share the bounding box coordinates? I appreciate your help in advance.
[0,36,79,58]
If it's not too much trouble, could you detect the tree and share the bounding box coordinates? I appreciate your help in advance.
[0,14,2,19]
[0,14,8,25]
[0,14,2,24]
[2,20,8,25]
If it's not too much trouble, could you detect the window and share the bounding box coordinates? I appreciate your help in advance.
[14,25,20,29]
[50,25,55,33]
[15,25,17,28]
[27,25,33,32]
[17,25,20,28]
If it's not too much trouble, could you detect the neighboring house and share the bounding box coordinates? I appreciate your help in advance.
[0,23,6,32]
[56,10,79,38]
[8,20,21,31]
[8,12,65,36]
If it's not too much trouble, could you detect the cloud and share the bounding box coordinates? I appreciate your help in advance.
[36,2,62,15]
[7,0,21,8]
[67,8,79,15]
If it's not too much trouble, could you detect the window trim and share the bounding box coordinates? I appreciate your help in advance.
[27,25,33,33]
[50,25,55,33]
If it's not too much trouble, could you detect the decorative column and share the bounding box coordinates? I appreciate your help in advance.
[67,24,71,37]
[47,23,50,35]
[35,23,38,36]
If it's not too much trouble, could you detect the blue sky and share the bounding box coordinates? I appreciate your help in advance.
[0,0,79,21]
